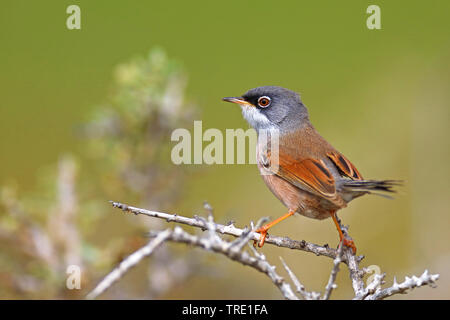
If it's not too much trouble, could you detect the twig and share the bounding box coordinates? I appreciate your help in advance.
[333,215,366,297]
[280,257,320,300]
[345,248,366,297]
[323,243,344,300]
[364,270,439,300]
[86,229,172,300]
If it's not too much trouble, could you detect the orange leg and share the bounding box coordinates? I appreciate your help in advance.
[255,210,295,247]
[331,212,356,254]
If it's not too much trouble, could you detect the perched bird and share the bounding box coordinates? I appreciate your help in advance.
[223,86,399,253]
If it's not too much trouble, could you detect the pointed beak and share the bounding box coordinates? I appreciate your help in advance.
[222,97,255,107]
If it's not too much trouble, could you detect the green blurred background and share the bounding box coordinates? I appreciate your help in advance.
[0,0,449,299]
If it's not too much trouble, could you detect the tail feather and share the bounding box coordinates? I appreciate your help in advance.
[343,179,402,198]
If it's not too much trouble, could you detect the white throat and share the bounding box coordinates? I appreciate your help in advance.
[240,105,276,130]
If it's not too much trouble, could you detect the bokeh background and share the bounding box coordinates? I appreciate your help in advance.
[0,0,449,299]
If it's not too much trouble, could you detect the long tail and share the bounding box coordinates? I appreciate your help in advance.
[342,179,402,198]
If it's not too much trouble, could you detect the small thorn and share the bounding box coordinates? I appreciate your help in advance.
[300,240,306,248]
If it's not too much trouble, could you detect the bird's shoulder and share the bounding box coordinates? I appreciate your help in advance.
[276,124,363,181]
[279,124,335,159]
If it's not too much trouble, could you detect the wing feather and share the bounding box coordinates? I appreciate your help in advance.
[327,151,363,180]
[266,151,337,199]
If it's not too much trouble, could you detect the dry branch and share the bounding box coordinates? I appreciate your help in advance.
[323,243,344,300]
[364,270,439,300]
[109,201,339,260]
[280,257,320,300]
[87,214,302,300]
[86,229,172,300]
[87,201,440,300]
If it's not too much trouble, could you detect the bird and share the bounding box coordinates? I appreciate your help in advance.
[222,86,399,253]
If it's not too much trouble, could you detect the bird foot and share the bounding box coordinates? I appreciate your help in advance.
[254,227,268,248]
[341,237,357,254]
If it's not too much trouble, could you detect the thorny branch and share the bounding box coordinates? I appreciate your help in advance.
[109,201,339,259]
[87,214,300,300]
[87,201,440,300]
[360,270,440,300]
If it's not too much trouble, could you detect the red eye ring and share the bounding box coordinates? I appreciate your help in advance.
[258,96,271,108]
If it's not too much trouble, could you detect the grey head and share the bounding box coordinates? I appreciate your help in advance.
[222,86,310,133]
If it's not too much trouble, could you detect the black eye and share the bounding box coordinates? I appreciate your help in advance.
[257,96,271,108]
